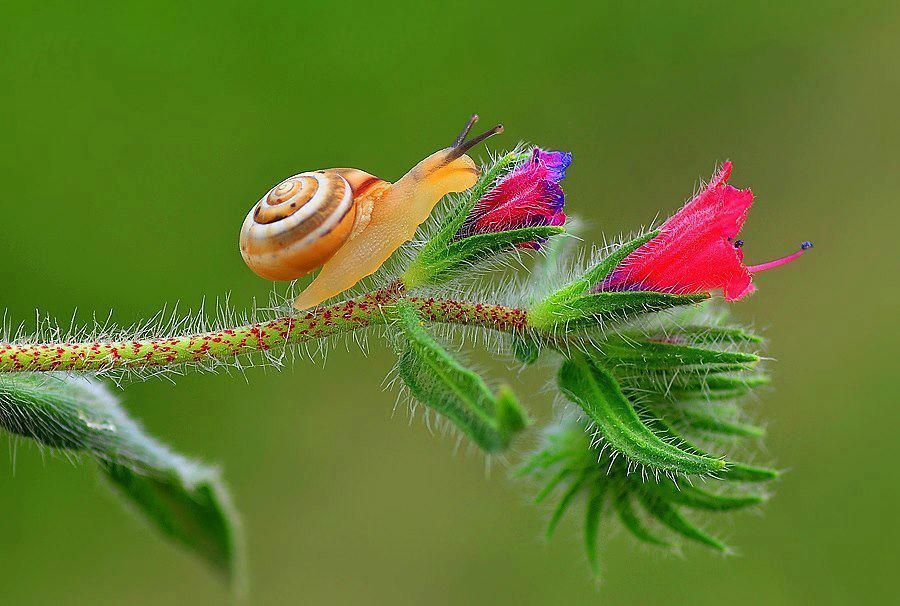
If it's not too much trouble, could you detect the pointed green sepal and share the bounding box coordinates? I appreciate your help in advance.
[636,403,777,486]
[627,373,771,403]
[720,463,781,483]
[584,479,609,577]
[635,489,728,551]
[392,301,529,452]
[643,480,765,511]
[666,325,764,345]
[669,374,771,401]
[614,485,671,547]
[578,231,660,291]
[404,225,565,288]
[530,291,708,330]
[557,354,725,475]
[534,467,572,504]
[546,468,591,539]
[495,384,528,436]
[537,231,660,308]
[601,340,760,372]
[681,409,766,438]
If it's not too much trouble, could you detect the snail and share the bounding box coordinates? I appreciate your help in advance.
[240,115,503,310]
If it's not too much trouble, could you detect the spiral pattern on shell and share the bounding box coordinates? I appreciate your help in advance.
[240,171,358,281]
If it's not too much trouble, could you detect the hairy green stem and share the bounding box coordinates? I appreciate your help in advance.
[0,287,529,373]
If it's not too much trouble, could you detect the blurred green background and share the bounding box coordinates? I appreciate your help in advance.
[1,1,897,604]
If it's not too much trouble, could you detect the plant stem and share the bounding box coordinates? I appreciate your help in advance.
[0,287,528,373]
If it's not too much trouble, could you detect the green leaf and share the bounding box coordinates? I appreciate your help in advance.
[494,384,528,435]
[536,230,660,311]
[600,340,759,372]
[534,467,573,503]
[530,291,708,330]
[635,489,728,551]
[516,446,580,480]
[0,373,243,584]
[405,225,565,288]
[681,409,766,438]
[720,463,781,483]
[0,373,107,450]
[668,375,771,402]
[664,325,764,345]
[515,450,554,478]
[614,485,671,547]
[101,461,242,584]
[642,480,765,511]
[447,226,564,260]
[546,468,591,539]
[624,373,771,403]
[584,479,609,577]
[636,404,779,484]
[557,354,725,475]
[392,301,529,452]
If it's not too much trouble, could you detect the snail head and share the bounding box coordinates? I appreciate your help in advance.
[409,114,504,195]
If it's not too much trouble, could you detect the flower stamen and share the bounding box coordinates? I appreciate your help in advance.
[747,241,813,274]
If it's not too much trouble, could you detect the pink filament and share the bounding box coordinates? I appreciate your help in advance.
[747,243,812,274]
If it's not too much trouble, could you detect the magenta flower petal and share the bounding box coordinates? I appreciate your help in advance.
[533,149,572,182]
[459,147,571,247]
[598,162,811,300]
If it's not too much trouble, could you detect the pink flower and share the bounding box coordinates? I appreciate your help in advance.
[459,148,571,247]
[597,162,812,300]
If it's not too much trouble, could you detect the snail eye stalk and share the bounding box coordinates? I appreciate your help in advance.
[445,114,504,163]
[453,113,480,148]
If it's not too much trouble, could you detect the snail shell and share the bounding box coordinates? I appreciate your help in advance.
[239,170,385,281]
[240,115,501,308]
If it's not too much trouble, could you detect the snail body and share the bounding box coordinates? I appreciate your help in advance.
[240,116,503,310]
